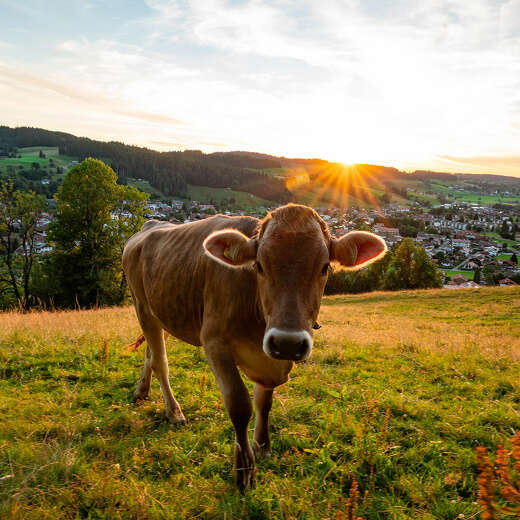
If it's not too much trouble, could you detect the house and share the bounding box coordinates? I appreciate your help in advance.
[443,280,481,289]
[499,278,518,286]
[450,274,470,285]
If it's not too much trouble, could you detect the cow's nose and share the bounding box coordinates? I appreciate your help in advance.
[263,329,312,361]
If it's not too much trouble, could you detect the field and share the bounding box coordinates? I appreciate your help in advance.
[443,270,475,280]
[185,184,274,208]
[1,287,520,519]
[429,182,520,205]
[0,147,77,184]
[125,180,275,209]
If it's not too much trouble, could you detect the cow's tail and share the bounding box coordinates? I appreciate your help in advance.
[123,334,146,351]
[122,330,169,351]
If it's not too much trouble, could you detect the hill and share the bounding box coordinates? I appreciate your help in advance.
[1,287,519,518]
[2,126,520,208]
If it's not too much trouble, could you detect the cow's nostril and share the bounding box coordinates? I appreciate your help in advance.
[268,336,280,356]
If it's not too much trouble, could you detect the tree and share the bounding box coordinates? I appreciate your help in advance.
[474,268,481,284]
[48,158,148,308]
[511,252,518,265]
[0,181,46,310]
[383,238,443,290]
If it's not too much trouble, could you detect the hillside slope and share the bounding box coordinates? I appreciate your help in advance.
[3,126,519,208]
[1,287,519,518]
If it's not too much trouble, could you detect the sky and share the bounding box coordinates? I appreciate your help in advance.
[1,0,520,176]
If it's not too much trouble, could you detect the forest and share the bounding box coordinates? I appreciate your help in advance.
[0,126,292,203]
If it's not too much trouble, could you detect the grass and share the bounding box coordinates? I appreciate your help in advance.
[480,232,519,249]
[0,149,77,181]
[126,179,276,209]
[1,287,519,518]
[443,270,475,280]
[17,147,60,156]
[429,181,520,205]
[185,184,274,208]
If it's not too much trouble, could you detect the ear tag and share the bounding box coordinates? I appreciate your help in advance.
[223,248,233,261]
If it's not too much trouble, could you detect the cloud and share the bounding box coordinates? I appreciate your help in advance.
[438,155,520,171]
[0,64,184,126]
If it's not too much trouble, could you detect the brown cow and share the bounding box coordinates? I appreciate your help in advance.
[122,204,386,489]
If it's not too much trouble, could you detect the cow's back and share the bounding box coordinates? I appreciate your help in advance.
[123,215,259,346]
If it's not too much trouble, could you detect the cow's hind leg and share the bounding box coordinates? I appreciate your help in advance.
[253,384,273,458]
[133,344,152,401]
[137,313,186,425]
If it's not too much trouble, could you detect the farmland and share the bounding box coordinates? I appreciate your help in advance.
[1,287,519,519]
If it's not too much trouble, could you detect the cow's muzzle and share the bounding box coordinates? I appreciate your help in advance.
[262,328,312,362]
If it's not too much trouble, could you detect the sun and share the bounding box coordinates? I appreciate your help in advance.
[284,161,387,210]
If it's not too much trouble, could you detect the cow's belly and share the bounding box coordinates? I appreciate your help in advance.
[233,342,293,389]
[148,292,204,347]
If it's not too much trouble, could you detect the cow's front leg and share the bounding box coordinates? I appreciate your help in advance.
[253,384,273,458]
[204,344,255,490]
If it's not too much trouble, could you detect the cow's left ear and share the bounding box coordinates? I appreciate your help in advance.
[203,229,257,268]
[330,231,387,270]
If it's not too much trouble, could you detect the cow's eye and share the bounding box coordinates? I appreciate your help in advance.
[256,262,264,275]
[321,263,330,275]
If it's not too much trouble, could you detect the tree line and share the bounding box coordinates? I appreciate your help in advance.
[0,126,292,203]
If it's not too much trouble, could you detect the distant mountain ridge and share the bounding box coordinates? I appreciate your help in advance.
[1,127,519,206]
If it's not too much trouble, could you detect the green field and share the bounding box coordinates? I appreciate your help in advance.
[17,146,60,156]
[443,270,475,280]
[1,287,520,518]
[429,181,520,205]
[186,184,274,208]
[480,232,519,248]
[0,147,77,182]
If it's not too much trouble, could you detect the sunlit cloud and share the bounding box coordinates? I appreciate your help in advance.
[0,0,519,176]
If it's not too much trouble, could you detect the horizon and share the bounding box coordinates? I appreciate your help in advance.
[1,1,520,177]
[5,123,520,180]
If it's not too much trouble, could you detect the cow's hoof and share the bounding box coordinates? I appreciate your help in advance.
[166,410,187,426]
[234,442,256,491]
[133,390,149,403]
[253,440,272,459]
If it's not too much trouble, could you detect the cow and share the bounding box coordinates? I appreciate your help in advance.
[122,203,386,489]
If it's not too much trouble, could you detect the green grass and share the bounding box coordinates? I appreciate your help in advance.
[0,156,48,167]
[429,181,520,205]
[443,270,475,280]
[480,232,519,248]
[17,146,60,156]
[185,184,274,208]
[1,287,519,518]
[127,178,165,198]
[126,180,275,209]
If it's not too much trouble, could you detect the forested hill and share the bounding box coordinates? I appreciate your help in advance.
[0,126,292,203]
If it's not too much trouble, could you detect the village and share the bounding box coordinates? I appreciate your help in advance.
[18,194,520,290]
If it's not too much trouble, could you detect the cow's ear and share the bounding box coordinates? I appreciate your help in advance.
[330,231,387,270]
[203,229,257,268]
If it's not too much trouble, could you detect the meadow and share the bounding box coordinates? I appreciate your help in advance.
[1,287,520,519]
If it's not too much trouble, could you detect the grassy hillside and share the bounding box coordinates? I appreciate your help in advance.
[0,146,77,186]
[1,287,519,518]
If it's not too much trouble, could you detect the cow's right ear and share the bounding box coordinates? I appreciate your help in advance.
[203,230,257,268]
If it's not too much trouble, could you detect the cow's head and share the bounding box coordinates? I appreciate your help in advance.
[203,204,387,362]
